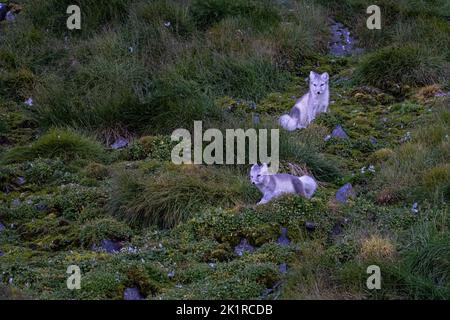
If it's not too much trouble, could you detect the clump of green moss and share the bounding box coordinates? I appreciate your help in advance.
[80,218,132,248]
[84,162,109,180]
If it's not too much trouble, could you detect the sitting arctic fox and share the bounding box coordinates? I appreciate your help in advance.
[250,163,318,205]
[279,71,329,131]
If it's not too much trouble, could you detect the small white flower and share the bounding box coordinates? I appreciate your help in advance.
[24,98,33,106]
[164,21,171,27]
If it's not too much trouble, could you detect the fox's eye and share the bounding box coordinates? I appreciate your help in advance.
[320,83,324,86]
[257,174,261,177]
[313,84,317,86]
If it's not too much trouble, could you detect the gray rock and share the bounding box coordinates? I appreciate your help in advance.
[92,239,123,253]
[335,183,356,204]
[35,203,49,212]
[111,137,129,150]
[252,114,260,125]
[411,202,419,215]
[234,238,254,256]
[329,20,363,57]
[305,221,316,231]
[370,137,378,145]
[331,223,343,236]
[0,3,7,21]
[11,198,21,207]
[331,125,349,139]
[5,10,15,22]
[277,227,290,246]
[0,221,5,233]
[15,177,26,186]
[435,91,450,97]
[123,287,144,300]
[279,263,287,274]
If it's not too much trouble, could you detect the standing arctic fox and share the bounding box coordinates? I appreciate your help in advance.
[279,71,330,131]
[250,163,318,205]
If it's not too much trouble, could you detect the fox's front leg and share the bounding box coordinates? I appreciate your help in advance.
[257,193,273,205]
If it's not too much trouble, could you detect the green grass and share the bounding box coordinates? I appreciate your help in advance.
[1,128,105,164]
[354,45,448,92]
[0,0,449,301]
[109,165,259,228]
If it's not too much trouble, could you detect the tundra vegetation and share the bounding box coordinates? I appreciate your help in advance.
[0,0,449,300]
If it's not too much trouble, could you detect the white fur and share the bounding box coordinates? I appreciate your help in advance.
[298,175,318,199]
[279,114,298,131]
[279,71,329,131]
[250,163,318,205]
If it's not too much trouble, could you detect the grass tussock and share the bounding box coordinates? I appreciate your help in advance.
[375,102,450,203]
[354,45,448,92]
[109,165,259,228]
[2,128,104,164]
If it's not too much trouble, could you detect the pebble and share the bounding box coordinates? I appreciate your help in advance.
[92,239,123,254]
[411,202,419,214]
[331,125,349,139]
[123,287,144,300]
[335,183,356,204]
[305,221,316,231]
[111,137,129,150]
[277,227,290,246]
[234,238,255,256]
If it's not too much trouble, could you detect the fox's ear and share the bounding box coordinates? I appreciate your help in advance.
[321,72,329,81]
[309,71,316,79]
[250,164,259,172]
[260,163,269,173]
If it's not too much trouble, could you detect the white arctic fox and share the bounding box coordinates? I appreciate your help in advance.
[279,71,330,131]
[250,163,318,205]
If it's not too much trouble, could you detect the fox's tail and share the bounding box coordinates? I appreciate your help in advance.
[279,114,298,131]
[298,175,318,199]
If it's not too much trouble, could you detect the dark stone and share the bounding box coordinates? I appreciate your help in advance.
[411,202,419,215]
[5,10,14,21]
[123,287,144,300]
[110,137,129,150]
[305,222,316,231]
[0,3,7,21]
[234,238,254,256]
[331,125,349,139]
[92,239,123,254]
[329,20,363,57]
[335,183,356,204]
[14,177,26,186]
[11,198,21,207]
[35,203,49,212]
[252,114,260,125]
[277,227,290,247]
[331,223,343,236]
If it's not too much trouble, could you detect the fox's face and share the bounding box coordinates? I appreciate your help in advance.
[309,71,329,97]
[250,163,269,185]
